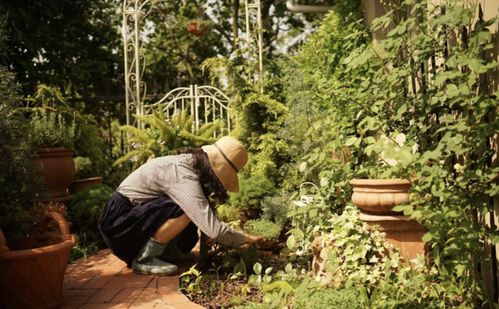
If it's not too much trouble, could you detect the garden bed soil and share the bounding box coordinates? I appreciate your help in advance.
[188,277,263,308]
[182,244,287,309]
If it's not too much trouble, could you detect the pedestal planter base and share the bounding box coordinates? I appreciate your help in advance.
[359,211,426,264]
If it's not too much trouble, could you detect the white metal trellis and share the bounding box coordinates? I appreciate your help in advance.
[245,0,264,92]
[122,0,157,129]
[144,84,233,135]
[124,1,277,133]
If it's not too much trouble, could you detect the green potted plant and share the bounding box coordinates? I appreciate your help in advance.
[30,108,76,199]
[69,156,104,193]
[348,133,425,263]
[0,72,74,309]
[349,132,414,214]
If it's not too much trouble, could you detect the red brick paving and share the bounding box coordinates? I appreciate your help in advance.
[61,250,204,309]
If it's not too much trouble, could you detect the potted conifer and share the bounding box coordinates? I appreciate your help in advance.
[30,109,76,199]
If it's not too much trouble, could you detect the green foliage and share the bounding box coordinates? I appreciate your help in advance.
[115,109,219,169]
[67,185,112,234]
[278,6,369,209]
[73,113,107,177]
[180,265,204,296]
[67,185,113,260]
[261,194,290,225]
[286,188,330,254]
[278,0,498,302]
[29,109,76,149]
[3,0,121,96]
[74,156,93,179]
[70,233,99,261]
[244,219,282,241]
[343,1,497,298]
[216,203,243,223]
[314,205,402,288]
[239,262,368,309]
[229,174,277,217]
[0,78,42,240]
[293,287,365,309]
[0,22,43,240]
[369,265,471,309]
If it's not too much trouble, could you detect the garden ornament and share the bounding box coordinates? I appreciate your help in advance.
[202,136,248,192]
[293,182,319,208]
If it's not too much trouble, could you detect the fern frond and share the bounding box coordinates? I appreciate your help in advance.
[197,121,221,137]
[178,130,216,146]
[119,125,151,141]
[113,149,143,167]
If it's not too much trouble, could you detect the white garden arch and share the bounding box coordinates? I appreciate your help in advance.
[122,0,264,132]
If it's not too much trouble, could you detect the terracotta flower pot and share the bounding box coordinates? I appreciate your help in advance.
[69,176,103,194]
[0,211,75,309]
[350,178,411,214]
[187,20,208,36]
[36,148,75,198]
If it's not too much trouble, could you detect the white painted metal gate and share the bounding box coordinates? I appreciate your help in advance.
[144,84,233,135]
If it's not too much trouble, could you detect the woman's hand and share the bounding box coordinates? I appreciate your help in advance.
[243,234,264,246]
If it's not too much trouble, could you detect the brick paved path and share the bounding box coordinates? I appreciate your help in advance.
[61,249,204,309]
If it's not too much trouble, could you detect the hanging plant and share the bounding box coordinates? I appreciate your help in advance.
[187,19,210,36]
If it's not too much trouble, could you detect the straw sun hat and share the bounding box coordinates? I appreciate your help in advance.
[202,136,248,192]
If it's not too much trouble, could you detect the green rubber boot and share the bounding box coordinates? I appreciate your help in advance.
[132,238,178,275]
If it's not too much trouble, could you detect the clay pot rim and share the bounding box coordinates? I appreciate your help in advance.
[0,236,75,260]
[37,147,74,158]
[37,147,73,152]
[350,178,411,186]
[71,176,103,183]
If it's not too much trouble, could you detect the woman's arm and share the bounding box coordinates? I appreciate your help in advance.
[167,175,247,247]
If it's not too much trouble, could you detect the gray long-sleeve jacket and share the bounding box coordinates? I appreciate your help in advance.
[116,154,245,247]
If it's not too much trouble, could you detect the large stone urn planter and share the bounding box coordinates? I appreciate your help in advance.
[350,178,426,264]
[36,148,75,198]
[350,178,411,215]
[0,211,75,309]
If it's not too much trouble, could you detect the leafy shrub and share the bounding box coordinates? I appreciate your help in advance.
[67,185,113,259]
[310,205,401,288]
[216,203,243,223]
[68,184,112,233]
[73,114,107,177]
[74,156,93,178]
[369,265,469,309]
[244,219,282,241]
[261,194,289,225]
[229,174,276,218]
[294,287,365,309]
[0,57,42,239]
